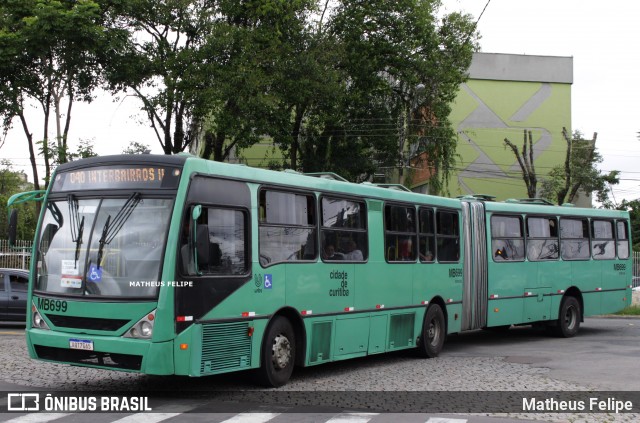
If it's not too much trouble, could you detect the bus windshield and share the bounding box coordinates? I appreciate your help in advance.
[35,196,174,298]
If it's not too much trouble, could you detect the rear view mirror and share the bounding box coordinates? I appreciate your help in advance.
[8,209,18,246]
[40,224,59,255]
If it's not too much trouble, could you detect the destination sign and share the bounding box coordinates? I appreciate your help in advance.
[52,165,181,191]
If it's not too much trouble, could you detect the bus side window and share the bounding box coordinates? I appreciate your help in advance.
[384,204,416,262]
[437,210,460,262]
[560,218,590,260]
[181,207,248,275]
[616,220,630,259]
[592,220,615,260]
[259,190,317,265]
[526,217,559,261]
[490,215,524,262]
[321,196,367,263]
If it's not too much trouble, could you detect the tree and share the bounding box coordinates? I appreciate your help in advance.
[0,0,121,187]
[315,0,477,190]
[540,129,619,206]
[198,0,317,162]
[104,0,241,156]
[617,199,640,251]
[504,129,537,198]
[122,141,151,154]
[0,160,37,241]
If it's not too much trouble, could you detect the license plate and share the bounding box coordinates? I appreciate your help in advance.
[69,338,93,351]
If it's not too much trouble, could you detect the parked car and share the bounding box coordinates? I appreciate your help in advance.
[0,268,28,321]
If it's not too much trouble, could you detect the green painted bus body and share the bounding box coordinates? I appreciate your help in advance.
[20,155,632,379]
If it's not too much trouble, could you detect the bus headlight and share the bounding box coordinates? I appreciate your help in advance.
[123,310,156,339]
[31,302,50,330]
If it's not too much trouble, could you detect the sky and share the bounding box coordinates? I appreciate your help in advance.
[2,0,640,204]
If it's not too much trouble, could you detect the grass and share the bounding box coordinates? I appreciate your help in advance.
[614,305,640,316]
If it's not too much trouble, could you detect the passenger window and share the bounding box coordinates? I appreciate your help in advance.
[526,217,559,261]
[560,218,590,260]
[437,210,460,262]
[591,220,615,260]
[0,274,5,292]
[259,190,317,265]
[419,208,435,262]
[181,207,249,275]
[490,215,524,261]
[385,204,416,262]
[321,196,367,262]
[617,220,630,259]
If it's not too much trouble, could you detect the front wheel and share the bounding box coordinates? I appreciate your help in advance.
[256,316,295,387]
[551,296,581,338]
[417,304,446,358]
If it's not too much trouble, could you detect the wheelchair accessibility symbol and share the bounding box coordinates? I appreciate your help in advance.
[88,264,102,283]
[264,274,272,289]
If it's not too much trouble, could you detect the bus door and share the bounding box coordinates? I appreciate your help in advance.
[524,216,565,323]
[460,201,488,331]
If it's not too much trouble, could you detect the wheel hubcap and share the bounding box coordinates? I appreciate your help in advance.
[271,334,291,370]
[564,305,577,330]
[428,319,441,346]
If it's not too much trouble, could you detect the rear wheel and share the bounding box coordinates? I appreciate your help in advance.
[256,316,295,387]
[551,296,581,338]
[417,304,446,358]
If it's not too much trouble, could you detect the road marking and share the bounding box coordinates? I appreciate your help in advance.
[425,418,468,423]
[325,413,379,423]
[219,413,281,423]
[0,331,24,335]
[112,413,182,423]
[4,413,70,423]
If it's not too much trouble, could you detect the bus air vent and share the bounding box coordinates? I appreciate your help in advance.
[389,313,415,349]
[201,322,252,375]
[45,314,130,332]
[310,321,332,363]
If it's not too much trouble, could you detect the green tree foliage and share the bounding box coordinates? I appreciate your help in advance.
[0,0,119,187]
[540,129,619,206]
[0,160,37,241]
[275,0,478,189]
[122,141,151,154]
[617,199,640,251]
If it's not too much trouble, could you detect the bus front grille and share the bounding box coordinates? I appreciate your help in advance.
[45,314,130,332]
[34,345,142,371]
[201,322,252,375]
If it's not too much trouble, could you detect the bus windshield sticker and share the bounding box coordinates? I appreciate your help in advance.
[88,264,102,283]
[61,260,80,276]
[61,275,82,289]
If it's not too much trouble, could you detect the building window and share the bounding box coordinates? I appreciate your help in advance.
[526,217,559,261]
[320,196,367,262]
[491,215,524,261]
[259,190,316,265]
[385,204,416,262]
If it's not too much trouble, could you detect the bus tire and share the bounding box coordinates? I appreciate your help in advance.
[257,316,295,387]
[417,304,446,358]
[552,296,581,338]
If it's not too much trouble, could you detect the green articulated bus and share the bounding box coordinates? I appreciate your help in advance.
[7,154,633,387]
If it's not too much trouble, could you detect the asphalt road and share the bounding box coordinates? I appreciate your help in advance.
[0,317,638,423]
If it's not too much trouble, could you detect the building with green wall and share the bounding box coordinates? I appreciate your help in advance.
[409,52,574,203]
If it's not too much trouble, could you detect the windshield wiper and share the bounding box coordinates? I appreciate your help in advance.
[68,195,84,269]
[97,193,141,269]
